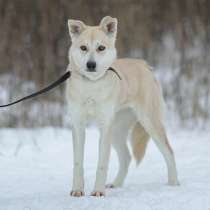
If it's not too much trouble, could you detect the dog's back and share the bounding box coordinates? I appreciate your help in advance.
[112,58,165,123]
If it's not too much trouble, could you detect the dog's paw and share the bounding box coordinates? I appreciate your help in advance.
[91,191,105,197]
[106,181,122,189]
[106,183,116,188]
[70,190,85,197]
[168,180,180,186]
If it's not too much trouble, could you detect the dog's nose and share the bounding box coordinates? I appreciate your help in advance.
[86,61,96,72]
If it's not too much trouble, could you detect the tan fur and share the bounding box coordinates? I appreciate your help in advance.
[131,122,150,165]
[112,58,165,123]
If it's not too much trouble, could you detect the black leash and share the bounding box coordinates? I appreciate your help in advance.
[0,71,71,107]
[0,67,121,108]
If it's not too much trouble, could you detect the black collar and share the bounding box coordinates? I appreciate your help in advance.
[108,67,122,80]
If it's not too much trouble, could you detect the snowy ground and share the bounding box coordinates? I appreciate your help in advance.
[0,126,210,210]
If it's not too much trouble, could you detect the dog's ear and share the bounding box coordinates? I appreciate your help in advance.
[100,16,118,39]
[68,19,86,40]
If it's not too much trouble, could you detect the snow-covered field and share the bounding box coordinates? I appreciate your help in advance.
[0,126,210,210]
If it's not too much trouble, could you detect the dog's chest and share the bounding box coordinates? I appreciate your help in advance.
[81,94,98,117]
[67,76,118,120]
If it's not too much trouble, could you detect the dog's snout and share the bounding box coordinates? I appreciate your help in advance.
[86,61,96,72]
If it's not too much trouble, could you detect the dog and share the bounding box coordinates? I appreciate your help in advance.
[66,16,179,197]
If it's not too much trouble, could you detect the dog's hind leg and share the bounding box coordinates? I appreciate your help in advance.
[153,126,179,185]
[106,109,135,188]
[107,136,131,188]
[137,111,179,186]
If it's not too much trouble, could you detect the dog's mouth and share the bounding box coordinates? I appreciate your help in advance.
[86,68,97,73]
[82,68,107,80]
[82,67,121,81]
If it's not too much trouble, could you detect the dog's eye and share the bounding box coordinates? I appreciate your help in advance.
[98,45,106,51]
[80,45,87,51]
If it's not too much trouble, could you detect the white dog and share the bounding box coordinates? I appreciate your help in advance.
[66,16,179,197]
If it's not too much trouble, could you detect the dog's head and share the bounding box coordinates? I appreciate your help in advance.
[68,16,118,80]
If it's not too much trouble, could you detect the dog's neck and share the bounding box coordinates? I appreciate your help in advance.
[68,57,120,82]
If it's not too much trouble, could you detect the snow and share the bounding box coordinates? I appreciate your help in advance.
[0,126,210,210]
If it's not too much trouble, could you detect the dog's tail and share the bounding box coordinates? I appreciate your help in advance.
[130,122,150,165]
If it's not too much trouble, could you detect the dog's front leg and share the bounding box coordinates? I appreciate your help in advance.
[91,120,112,197]
[70,121,85,197]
